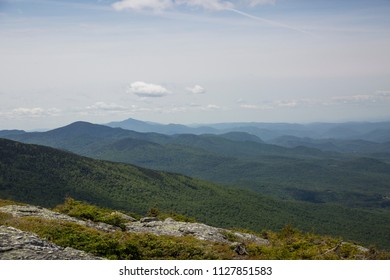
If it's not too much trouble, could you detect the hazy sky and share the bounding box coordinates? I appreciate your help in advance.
[1,0,390,130]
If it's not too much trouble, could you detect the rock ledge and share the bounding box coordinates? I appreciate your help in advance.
[0,226,103,260]
[0,204,270,259]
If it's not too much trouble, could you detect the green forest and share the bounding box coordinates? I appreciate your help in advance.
[5,121,390,210]
[1,138,390,251]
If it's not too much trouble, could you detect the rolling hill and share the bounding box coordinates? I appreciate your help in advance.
[3,121,390,210]
[1,138,390,249]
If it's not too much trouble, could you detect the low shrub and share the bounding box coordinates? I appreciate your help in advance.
[54,197,131,230]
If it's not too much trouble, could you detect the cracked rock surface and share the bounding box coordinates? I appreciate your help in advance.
[0,204,269,259]
[0,226,103,260]
[126,217,270,246]
[0,205,117,233]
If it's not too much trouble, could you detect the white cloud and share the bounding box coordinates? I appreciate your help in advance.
[331,95,371,103]
[204,104,221,110]
[186,84,205,94]
[246,0,276,7]
[112,0,234,11]
[47,108,62,116]
[4,107,61,118]
[111,0,277,12]
[375,90,390,97]
[240,99,299,110]
[176,0,234,11]
[330,91,390,105]
[164,103,223,113]
[112,0,173,11]
[86,102,127,111]
[240,103,274,110]
[128,81,171,97]
[110,0,308,35]
[239,90,390,113]
[275,100,298,108]
[12,107,45,116]
[240,104,259,109]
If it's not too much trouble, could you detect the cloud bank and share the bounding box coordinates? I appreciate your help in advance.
[239,90,390,111]
[0,107,61,119]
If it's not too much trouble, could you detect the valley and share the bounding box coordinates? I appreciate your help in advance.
[1,118,390,251]
[3,120,390,209]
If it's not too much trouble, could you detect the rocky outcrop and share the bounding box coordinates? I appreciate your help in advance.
[0,205,269,247]
[126,217,269,248]
[0,205,117,232]
[0,226,103,260]
[0,204,269,259]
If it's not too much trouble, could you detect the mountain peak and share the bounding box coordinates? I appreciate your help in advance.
[48,121,125,137]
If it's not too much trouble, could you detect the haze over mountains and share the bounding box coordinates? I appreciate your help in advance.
[1,118,390,249]
[107,118,390,142]
[2,119,390,207]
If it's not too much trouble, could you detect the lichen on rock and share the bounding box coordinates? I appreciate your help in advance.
[0,203,270,260]
[125,217,269,246]
[0,226,103,260]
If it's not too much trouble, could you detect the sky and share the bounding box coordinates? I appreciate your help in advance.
[1,0,390,130]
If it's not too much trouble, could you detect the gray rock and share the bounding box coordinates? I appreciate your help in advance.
[1,204,269,258]
[0,205,117,233]
[111,211,137,222]
[125,218,270,247]
[140,217,160,223]
[233,243,248,255]
[0,226,103,260]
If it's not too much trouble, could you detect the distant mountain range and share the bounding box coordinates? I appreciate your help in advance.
[0,130,25,138]
[106,118,390,142]
[2,120,390,210]
[106,118,390,160]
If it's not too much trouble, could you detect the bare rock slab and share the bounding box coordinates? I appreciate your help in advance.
[0,226,102,260]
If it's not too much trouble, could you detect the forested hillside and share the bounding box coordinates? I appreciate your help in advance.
[4,122,390,210]
[1,138,390,250]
